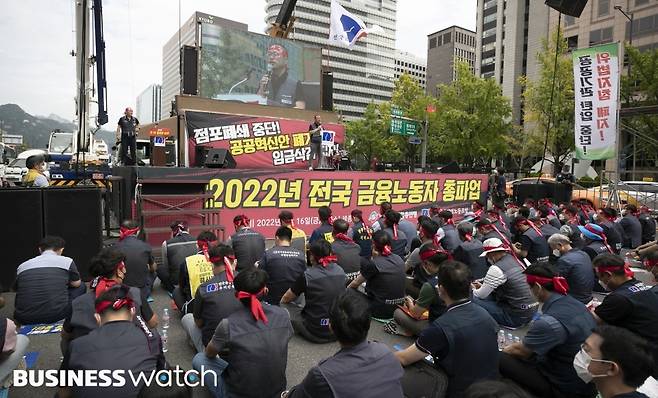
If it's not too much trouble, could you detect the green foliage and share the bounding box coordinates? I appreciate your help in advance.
[520,27,574,172]
[345,103,399,168]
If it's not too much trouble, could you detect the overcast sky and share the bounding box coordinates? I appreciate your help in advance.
[0,0,475,125]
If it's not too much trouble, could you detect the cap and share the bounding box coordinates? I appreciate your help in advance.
[479,238,508,257]
[578,223,604,241]
[476,218,494,227]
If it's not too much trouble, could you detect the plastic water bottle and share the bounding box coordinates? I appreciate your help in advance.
[514,336,521,344]
[161,329,168,353]
[497,330,506,350]
[506,332,514,347]
[162,308,170,330]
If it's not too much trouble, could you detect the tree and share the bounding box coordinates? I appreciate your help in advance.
[345,103,399,169]
[432,62,513,169]
[520,27,574,173]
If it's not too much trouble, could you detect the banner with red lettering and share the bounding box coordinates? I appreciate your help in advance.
[204,170,488,236]
[186,111,345,168]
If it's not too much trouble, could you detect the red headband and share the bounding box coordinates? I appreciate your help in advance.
[316,255,338,267]
[526,274,569,295]
[392,223,399,240]
[197,240,214,260]
[119,226,140,241]
[95,296,134,314]
[234,216,250,228]
[209,255,236,283]
[334,233,354,243]
[596,264,634,278]
[644,259,658,270]
[94,261,125,298]
[380,244,392,256]
[420,249,451,262]
[584,224,614,253]
[237,289,268,324]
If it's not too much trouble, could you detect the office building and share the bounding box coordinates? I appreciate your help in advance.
[136,84,162,124]
[475,0,550,125]
[265,0,397,120]
[161,12,248,118]
[395,50,426,90]
[426,26,476,96]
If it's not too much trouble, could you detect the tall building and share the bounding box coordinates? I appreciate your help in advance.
[265,0,397,120]
[135,84,162,124]
[475,0,550,125]
[161,12,248,118]
[426,26,476,96]
[394,50,426,91]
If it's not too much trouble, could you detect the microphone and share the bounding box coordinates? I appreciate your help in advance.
[263,64,273,97]
[228,68,254,95]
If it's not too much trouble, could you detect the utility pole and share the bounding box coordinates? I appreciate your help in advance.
[421,112,428,170]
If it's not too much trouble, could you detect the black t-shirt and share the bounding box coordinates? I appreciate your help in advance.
[115,236,154,288]
[611,392,649,398]
[556,172,575,184]
[117,116,139,136]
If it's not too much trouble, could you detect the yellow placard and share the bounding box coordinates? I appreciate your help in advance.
[186,254,213,296]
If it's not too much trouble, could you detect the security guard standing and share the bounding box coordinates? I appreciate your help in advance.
[116,107,140,166]
[182,245,242,353]
[61,285,164,398]
[331,219,362,282]
[229,215,266,271]
[259,226,307,305]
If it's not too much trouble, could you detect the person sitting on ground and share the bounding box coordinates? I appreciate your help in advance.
[472,238,538,328]
[410,215,432,252]
[533,211,560,240]
[549,233,595,304]
[60,285,165,398]
[310,206,335,243]
[382,210,409,258]
[486,208,513,240]
[398,213,418,254]
[349,209,373,259]
[284,290,404,398]
[330,218,362,281]
[453,221,488,279]
[228,215,266,272]
[392,247,450,337]
[477,217,510,244]
[638,206,656,245]
[348,230,406,320]
[115,220,157,300]
[579,223,615,261]
[182,244,242,353]
[577,325,654,398]
[404,218,440,298]
[63,248,157,353]
[258,226,307,305]
[396,261,500,398]
[596,208,624,254]
[619,204,643,250]
[193,267,293,398]
[13,236,85,326]
[500,261,597,398]
[512,216,550,264]
[592,253,658,373]
[372,202,393,232]
[560,204,586,248]
[22,154,49,187]
[175,231,218,314]
[279,210,307,254]
[280,239,347,344]
[0,317,29,386]
[159,220,197,296]
[435,210,461,253]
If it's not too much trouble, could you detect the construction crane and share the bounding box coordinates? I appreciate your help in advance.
[267,0,298,38]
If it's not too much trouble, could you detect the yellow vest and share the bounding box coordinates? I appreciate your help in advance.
[185,254,214,296]
[22,169,42,187]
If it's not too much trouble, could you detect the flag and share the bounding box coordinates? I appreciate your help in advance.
[329,0,384,49]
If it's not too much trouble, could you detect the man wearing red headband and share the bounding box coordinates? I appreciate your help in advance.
[175,230,218,314]
[182,244,242,354]
[279,210,306,254]
[500,262,596,398]
[453,221,488,280]
[596,208,623,254]
[61,285,164,398]
[257,44,305,109]
[194,267,293,398]
[511,216,550,264]
[115,220,156,301]
[259,226,307,306]
[228,214,265,272]
[281,240,347,343]
[309,206,335,244]
[382,210,409,258]
[592,253,658,374]
[638,205,656,244]
[619,204,642,250]
[350,209,373,259]
[405,218,440,298]
[331,218,362,281]
[159,220,197,296]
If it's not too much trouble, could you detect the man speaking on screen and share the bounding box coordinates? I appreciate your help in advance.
[257,44,306,109]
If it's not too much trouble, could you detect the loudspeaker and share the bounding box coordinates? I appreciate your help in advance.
[181,45,198,95]
[43,187,103,281]
[205,148,236,169]
[439,161,461,174]
[545,0,588,17]
[0,189,43,291]
[513,183,550,206]
[321,71,334,111]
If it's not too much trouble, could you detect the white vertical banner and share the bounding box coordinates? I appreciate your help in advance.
[572,42,620,160]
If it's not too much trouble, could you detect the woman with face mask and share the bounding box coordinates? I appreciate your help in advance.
[575,325,653,398]
[499,261,597,398]
[22,154,49,187]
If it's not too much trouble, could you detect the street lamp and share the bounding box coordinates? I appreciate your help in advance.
[614,5,636,180]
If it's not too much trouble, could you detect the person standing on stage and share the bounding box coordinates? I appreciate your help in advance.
[308,115,323,170]
[116,107,140,166]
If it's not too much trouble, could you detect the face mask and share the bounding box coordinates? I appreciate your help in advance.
[41,164,47,172]
[552,249,561,258]
[573,349,614,383]
[598,280,609,291]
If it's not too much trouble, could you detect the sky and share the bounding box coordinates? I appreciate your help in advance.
[0,0,476,126]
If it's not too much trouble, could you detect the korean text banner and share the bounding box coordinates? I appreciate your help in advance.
[204,170,488,236]
[186,111,345,169]
[572,42,620,160]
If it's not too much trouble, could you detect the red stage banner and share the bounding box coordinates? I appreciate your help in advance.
[204,170,488,237]
[186,111,345,169]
